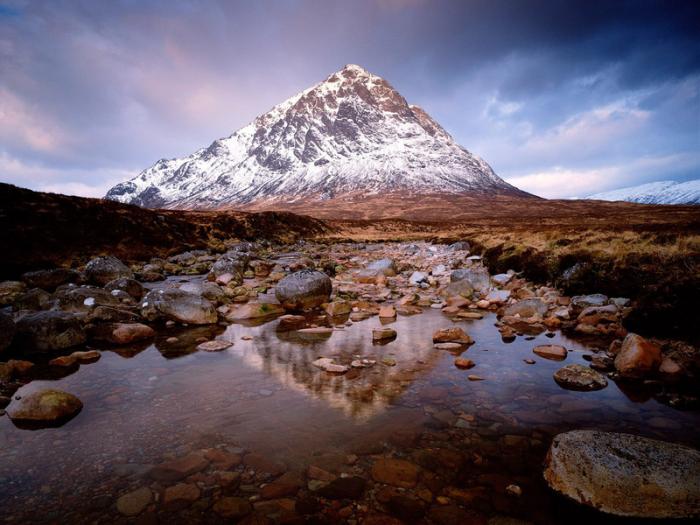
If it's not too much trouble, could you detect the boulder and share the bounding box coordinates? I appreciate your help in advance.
[141,289,217,325]
[544,430,700,518]
[432,327,473,345]
[55,285,124,312]
[553,364,607,391]
[409,271,428,285]
[208,254,248,285]
[15,311,86,351]
[6,389,83,426]
[450,268,490,293]
[21,268,81,291]
[571,294,608,308]
[485,289,510,304]
[614,333,662,378]
[85,256,134,286]
[92,322,155,345]
[533,344,567,361]
[104,278,145,300]
[504,299,548,319]
[275,270,332,311]
[226,302,285,320]
[179,281,228,305]
[0,312,15,352]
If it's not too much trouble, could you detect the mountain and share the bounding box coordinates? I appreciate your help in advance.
[105,64,529,209]
[588,180,700,205]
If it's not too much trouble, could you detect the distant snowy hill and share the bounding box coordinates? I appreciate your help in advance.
[588,180,700,205]
[105,64,529,209]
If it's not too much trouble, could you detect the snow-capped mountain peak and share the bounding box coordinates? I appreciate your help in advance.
[588,179,700,205]
[105,64,528,209]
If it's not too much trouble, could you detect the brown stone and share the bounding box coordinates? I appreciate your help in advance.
[614,333,662,378]
[260,471,303,499]
[379,305,396,318]
[116,487,152,516]
[454,358,475,369]
[213,496,252,519]
[149,453,209,482]
[162,483,200,510]
[110,323,155,344]
[533,344,567,361]
[432,327,473,345]
[371,458,420,488]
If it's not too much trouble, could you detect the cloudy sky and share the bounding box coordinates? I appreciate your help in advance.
[0,0,698,199]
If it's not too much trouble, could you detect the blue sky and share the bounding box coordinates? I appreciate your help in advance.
[0,0,698,198]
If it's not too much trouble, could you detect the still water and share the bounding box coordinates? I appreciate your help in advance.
[0,308,697,523]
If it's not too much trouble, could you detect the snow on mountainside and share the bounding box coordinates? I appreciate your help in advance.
[105,64,528,209]
[588,180,700,205]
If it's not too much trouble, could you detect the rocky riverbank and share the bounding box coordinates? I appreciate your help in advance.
[1,239,698,523]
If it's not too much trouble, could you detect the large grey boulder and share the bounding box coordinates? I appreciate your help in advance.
[55,285,125,312]
[450,268,490,293]
[85,256,134,286]
[15,311,86,351]
[544,430,700,518]
[0,312,15,352]
[141,289,217,325]
[275,270,332,311]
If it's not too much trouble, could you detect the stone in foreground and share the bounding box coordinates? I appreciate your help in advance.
[614,333,662,378]
[7,389,83,427]
[544,430,700,518]
[553,364,607,391]
[275,270,332,311]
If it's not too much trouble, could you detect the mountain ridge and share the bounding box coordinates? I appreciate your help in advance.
[105,64,531,209]
[588,179,700,205]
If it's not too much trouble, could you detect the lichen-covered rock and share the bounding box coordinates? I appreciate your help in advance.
[85,256,134,286]
[544,430,700,518]
[104,278,145,300]
[15,311,86,351]
[450,268,490,292]
[141,289,217,325]
[553,364,607,391]
[6,389,83,427]
[275,270,332,311]
[208,254,248,285]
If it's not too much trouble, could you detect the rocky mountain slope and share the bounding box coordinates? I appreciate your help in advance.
[589,179,700,205]
[105,64,529,209]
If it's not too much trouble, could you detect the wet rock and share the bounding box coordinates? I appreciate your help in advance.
[316,476,366,499]
[208,254,248,285]
[22,268,81,291]
[312,357,348,374]
[6,389,82,426]
[213,496,252,519]
[428,505,475,525]
[163,483,200,510]
[485,289,510,304]
[197,340,233,352]
[325,300,352,317]
[432,327,473,345]
[104,278,144,300]
[468,374,485,381]
[116,487,152,516]
[371,458,419,488]
[275,270,332,311]
[149,453,210,482]
[450,267,490,292]
[243,453,286,476]
[504,299,547,319]
[260,471,303,499]
[0,312,15,352]
[14,288,52,310]
[533,345,567,361]
[92,322,155,345]
[85,256,134,286]
[0,280,26,306]
[553,364,608,391]
[544,430,700,518]
[454,358,475,369]
[571,294,608,308]
[141,289,217,325]
[373,327,397,342]
[388,495,426,522]
[55,285,126,313]
[379,305,397,318]
[227,302,285,320]
[614,333,662,378]
[15,311,86,351]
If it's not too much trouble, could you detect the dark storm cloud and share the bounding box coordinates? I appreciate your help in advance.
[0,0,698,197]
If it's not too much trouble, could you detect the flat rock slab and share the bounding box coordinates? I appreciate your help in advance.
[533,344,567,361]
[544,430,700,518]
[197,340,233,352]
[553,364,607,391]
